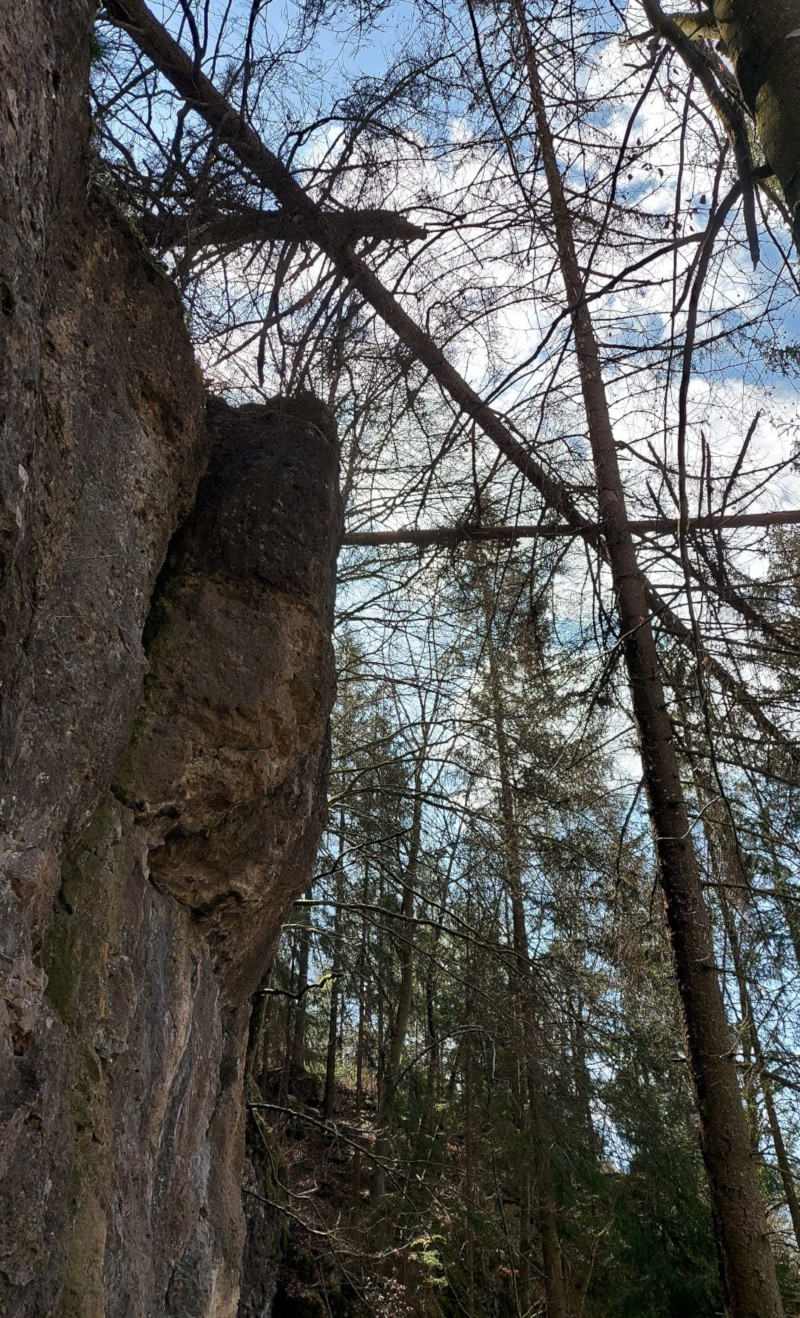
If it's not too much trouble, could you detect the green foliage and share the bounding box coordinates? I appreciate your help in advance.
[255,552,760,1316]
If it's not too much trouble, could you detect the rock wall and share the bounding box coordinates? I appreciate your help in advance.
[0,7,340,1315]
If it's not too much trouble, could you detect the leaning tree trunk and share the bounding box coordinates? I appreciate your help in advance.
[509,8,784,1314]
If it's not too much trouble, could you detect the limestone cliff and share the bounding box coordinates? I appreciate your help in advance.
[0,6,340,1315]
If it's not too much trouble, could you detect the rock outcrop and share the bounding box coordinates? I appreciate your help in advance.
[0,7,340,1315]
[116,397,339,1007]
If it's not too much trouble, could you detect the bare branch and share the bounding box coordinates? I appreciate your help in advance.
[138,205,429,254]
[343,509,800,547]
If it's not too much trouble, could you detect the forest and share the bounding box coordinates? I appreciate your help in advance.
[3,1,800,1316]
[96,0,800,1313]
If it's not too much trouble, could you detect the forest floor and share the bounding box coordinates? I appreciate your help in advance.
[259,1071,469,1318]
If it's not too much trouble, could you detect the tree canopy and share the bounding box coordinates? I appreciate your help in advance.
[94,2,800,1313]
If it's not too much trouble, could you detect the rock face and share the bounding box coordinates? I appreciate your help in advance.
[0,7,340,1316]
[116,398,340,1006]
[0,1,208,938]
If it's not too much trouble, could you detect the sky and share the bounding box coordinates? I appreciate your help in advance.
[96,0,800,1167]
[97,0,800,768]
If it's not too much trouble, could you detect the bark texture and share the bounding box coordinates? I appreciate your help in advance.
[0,8,340,1315]
[714,0,800,243]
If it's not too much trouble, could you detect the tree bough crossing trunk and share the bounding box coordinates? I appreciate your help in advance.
[509,6,783,1313]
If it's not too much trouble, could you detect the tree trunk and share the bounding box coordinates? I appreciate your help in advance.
[569,994,598,1157]
[755,804,800,970]
[724,908,800,1255]
[322,818,347,1120]
[481,574,569,1318]
[290,887,313,1075]
[322,925,342,1121]
[510,10,783,1313]
[372,759,424,1200]
[693,770,800,1257]
[279,934,299,1107]
[465,1022,477,1318]
[352,869,369,1205]
[714,0,800,246]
